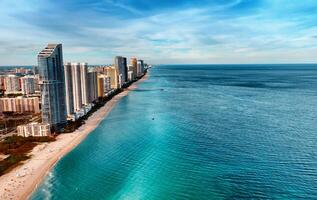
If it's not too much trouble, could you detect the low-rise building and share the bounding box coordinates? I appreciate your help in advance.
[17,122,51,137]
[0,97,40,114]
[4,75,21,94]
[21,76,36,95]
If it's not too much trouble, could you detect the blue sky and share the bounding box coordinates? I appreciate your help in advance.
[0,0,317,65]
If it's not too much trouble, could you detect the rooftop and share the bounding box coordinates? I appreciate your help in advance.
[38,44,61,58]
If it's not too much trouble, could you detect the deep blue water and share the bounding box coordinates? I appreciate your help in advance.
[32,64,317,199]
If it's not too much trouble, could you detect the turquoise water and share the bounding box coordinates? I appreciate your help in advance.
[32,65,317,199]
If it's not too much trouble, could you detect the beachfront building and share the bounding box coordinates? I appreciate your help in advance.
[105,66,119,89]
[97,74,105,98]
[64,62,92,121]
[17,122,51,137]
[64,62,74,117]
[80,63,89,106]
[104,76,111,93]
[128,71,134,82]
[114,56,128,84]
[137,59,145,77]
[4,75,20,94]
[0,97,40,114]
[21,76,35,95]
[130,57,138,80]
[38,44,67,130]
[87,71,98,103]
[71,63,82,112]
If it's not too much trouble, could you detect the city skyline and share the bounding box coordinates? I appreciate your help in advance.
[0,0,317,65]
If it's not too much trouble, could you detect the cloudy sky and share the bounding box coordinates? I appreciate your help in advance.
[0,0,317,65]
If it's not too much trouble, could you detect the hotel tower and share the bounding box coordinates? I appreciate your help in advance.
[114,56,128,84]
[38,44,67,130]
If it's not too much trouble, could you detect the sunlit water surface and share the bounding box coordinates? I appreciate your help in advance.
[32,65,317,199]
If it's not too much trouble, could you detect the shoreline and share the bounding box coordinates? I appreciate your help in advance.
[0,73,148,200]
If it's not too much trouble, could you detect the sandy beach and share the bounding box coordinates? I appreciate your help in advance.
[0,74,148,200]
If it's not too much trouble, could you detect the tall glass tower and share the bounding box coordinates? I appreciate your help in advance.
[38,44,67,130]
[114,56,128,84]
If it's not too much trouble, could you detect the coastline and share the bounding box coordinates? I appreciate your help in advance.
[0,73,148,200]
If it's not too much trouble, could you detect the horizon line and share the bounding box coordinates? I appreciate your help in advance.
[1,62,317,67]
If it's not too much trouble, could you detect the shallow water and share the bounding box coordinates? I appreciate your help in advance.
[32,64,317,199]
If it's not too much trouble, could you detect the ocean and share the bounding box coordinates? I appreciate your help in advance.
[31,64,317,199]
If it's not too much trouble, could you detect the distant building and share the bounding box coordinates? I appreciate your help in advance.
[106,66,119,89]
[128,71,134,82]
[118,74,123,88]
[38,44,67,130]
[17,122,51,137]
[64,62,74,117]
[130,57,138,80]
[104,76,111,93]
[80,63,89,106]
[21,76,35,95]
[0,75,5,90]
[15,68,31,75]
[33,66,39,75]
[87,71,98,103]
[114,56,128,84]
[137,60,144,77]
[4,75,20,94]
[71,63,82,112]
[97,75,105,98]
[0,97,40,114]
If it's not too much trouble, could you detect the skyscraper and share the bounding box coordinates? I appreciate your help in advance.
[38,44,67,130]
[106,66,119,89]
[64,62,74,117]
[97,75,105,98]
[71,63,82,111]
[114,56,128,84]
[137,59,144,77]
[80,63,88,106]
[87,71,98,103]
[130,57,138,80]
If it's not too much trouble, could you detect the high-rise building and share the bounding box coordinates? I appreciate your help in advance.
[137,59,144,77]
[71,63,82,111]
[97,75,105,98]
[4,75,20,94]
[80,63,89,106]
[130,57,138,80]
[21,76,35,95]
[105,66,119,89]
[104,76,111,92]
[114,56,128,84]
[87,71,98,103]
[64,62,74,117]
[38,44,67,130]
[128,71,134,81]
